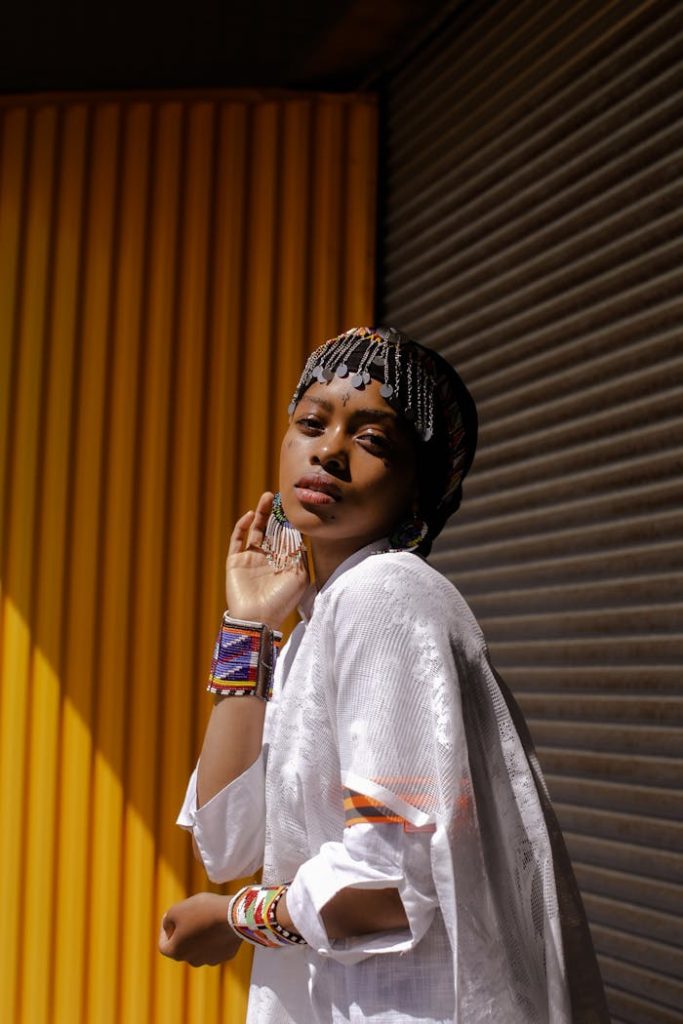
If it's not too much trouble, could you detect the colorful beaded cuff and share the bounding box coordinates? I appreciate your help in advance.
[207,614,282,701]
[227,884,307,949]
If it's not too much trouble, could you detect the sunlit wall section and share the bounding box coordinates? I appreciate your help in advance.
[0,90,377,1024]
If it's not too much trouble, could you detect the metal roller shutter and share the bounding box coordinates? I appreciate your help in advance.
[379,1,683,1020]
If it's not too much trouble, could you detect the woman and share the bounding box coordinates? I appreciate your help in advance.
[159,326,609,1023]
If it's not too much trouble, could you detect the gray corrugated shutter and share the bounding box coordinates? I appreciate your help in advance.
[379,1,683,1020]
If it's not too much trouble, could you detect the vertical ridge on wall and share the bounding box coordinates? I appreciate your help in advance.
[186,100,248,1024]
[154,98,218,1024]
[55,100,121,1024]
[379,2,682,1021]
[120,99,182,1024]
[87,99,150,1024]
[0,88,377,1024]
[0,102,56,1024]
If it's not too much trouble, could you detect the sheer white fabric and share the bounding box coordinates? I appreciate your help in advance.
[178,541,608,1023]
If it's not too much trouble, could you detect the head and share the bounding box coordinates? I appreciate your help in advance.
[279,326,478,559]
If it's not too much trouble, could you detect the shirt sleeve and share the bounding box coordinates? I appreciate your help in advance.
[286,822,438,965]
[287,557,458,964]
[176,751,266,882]
[330,555,458,827]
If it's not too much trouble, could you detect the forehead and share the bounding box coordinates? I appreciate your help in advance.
[297,375,395,414]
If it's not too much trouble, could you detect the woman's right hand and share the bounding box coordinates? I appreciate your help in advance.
[226,491,309,629]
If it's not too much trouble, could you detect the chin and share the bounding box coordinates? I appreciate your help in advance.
[293,510,339,536]
[281,495,334,533]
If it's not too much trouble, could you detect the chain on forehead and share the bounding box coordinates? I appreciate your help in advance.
[288,327,436,443]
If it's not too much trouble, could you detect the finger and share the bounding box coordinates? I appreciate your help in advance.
[246,491,274,549]
[161,913,175,938]
[228,510,255,556]
[158,926,174,956]
[284,538,309,579]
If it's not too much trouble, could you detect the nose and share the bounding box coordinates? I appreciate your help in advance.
[310,432,350,477]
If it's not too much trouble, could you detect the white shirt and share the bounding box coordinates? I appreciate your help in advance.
[179,541,608,1023]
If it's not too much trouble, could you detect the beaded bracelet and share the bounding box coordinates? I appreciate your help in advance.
[227,883,307,948]
[207,613,282,701]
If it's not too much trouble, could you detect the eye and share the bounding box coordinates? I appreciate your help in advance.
[358,431,390,453]
[296,416,324,433]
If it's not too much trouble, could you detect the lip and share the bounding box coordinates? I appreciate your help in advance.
[294,473,342,504]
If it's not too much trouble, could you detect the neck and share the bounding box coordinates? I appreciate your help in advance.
[310,535,384,588]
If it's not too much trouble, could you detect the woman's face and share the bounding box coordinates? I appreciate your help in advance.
[279,375,418,551]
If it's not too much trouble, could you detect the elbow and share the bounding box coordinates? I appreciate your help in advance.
[321,886,408,941]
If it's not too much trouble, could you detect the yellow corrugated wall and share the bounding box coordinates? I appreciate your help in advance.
[0,90,377,1024]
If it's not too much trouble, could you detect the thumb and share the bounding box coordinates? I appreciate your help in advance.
[159,913,176,953]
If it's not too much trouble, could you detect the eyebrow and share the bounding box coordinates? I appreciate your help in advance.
[348,408,398,425]
[299,394,399,425]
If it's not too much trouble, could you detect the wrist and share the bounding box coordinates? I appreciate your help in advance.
[227,884,306,949]
[207,613,282,701]
[226,603,283,631]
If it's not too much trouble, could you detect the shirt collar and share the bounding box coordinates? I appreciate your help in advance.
[297,537,389,623]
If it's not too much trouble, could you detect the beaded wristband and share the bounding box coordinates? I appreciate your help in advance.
[227,883,307,948]
[207,613,282,701]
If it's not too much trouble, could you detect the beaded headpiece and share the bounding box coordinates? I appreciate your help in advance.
[289,325,438,438]
[288,326,477,526]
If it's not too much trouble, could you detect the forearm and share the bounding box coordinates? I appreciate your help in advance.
[277,885,408,941]
[160,883,408,969]
[196,694,266,806]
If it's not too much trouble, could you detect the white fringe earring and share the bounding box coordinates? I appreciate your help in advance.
[262,493,304,573]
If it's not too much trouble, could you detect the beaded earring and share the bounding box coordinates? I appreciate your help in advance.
[262,493,304,572]
[389,515,429,552]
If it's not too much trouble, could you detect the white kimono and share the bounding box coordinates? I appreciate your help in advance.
[179,540,609,1023]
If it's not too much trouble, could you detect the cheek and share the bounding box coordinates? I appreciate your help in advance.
[278,435,291,482]
[366,463,415,513]
[279,431,305,483]
[387,461,418,513]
